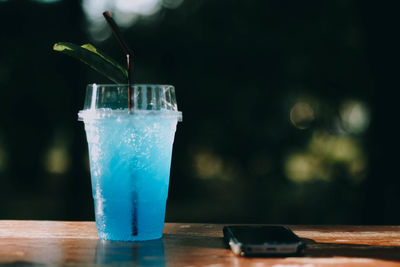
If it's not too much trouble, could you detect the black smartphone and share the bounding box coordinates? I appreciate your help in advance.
[223,225,306,257]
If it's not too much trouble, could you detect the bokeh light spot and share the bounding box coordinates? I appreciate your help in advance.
[285,130,366,183]
[45,147,70,174]
[82,0,184,40]
[330,137,360,162]
[194,150,223,179]
[285,153,314,182]
[290,102,315,129]
[193,150,236,180]
[340,100,370,134]
[44,132,71,175]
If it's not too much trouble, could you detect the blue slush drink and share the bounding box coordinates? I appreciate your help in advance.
[79,84,182,241]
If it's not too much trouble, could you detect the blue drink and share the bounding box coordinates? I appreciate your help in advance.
[79,84,181,241]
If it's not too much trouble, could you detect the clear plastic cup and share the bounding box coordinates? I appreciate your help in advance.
[78,84,182,241]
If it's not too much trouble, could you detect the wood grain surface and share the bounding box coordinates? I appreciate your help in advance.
[0,221,400,266]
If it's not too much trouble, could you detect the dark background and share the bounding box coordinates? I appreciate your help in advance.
[0,0,399,224]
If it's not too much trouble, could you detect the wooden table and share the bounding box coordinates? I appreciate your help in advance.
[1,221,400,266]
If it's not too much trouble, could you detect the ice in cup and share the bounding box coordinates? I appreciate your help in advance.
[78,84,182,241]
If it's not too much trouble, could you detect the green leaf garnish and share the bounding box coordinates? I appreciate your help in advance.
[80,43,128,78]
[53,42,128,83]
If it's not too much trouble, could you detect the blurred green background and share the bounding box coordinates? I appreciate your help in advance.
[0,0,399,224]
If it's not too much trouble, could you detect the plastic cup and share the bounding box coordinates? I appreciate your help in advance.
[78,84,182,241]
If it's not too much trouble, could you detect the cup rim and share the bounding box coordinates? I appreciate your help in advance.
[87,83,174,87]
[79,83,182,122]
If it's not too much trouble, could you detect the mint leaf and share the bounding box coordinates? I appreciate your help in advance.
[53,42,128,84]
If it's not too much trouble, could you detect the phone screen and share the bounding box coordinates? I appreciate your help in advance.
[226,226,301,244]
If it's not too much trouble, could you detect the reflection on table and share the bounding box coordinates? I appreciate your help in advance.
[95,239,165,266]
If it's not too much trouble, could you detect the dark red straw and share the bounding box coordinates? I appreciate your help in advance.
[103,11,133,110]
[103,11,137,236]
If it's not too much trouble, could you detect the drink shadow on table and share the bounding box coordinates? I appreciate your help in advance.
[94,239,165,266]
